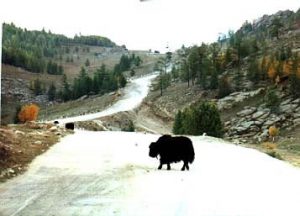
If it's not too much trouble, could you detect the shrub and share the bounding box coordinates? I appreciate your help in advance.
[268,126,279,142]
[264,88,280,113]
[173,101,224,137]
[266,150,283,160]
[18,104,40,123]
[262,142,277,150]
[122,120,135,132]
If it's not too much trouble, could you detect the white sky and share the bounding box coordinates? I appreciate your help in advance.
[0,0,299,52]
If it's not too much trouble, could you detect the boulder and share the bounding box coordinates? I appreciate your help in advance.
[263,116,281,128]
[49,126,58,132]
[293,118,300,126]
[280,104,298,114]
[14,130,25,136]
[292,98,300,104]
[280,98,293,106]
[34,141,42,145]
[240,121,255,129]
[252,109,270,120]
[237,107,257,117]
[253,120,264,126]
[293,113,300,119]
[258,130,269,142]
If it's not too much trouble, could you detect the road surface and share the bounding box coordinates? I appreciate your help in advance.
[1,72,300,216]
[54,73,158,124]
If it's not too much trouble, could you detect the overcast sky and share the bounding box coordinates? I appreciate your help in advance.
[0,0,299,52]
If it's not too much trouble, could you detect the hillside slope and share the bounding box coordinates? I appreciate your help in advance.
[139,8,300,164]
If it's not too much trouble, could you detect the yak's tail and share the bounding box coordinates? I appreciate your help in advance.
[189,151,195,163]
[188,142,195,163]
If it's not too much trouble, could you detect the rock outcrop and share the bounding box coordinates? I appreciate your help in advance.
[224,95,300,143]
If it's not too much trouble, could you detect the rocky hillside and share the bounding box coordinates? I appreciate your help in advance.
[134,8,300,165]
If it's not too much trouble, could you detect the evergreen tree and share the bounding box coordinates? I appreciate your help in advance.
[247,58,260,84]
[290,54,300,98]
[85,58,90,67]
[47,82,56,101]
[218,75,232,98]
[173,101,224,137]
[62,74,71,101]
[33,79,43,95]
[210,69,219,89]
[173,110,184,134]
[265,87,280,113]
[187,46,199,85]
[14,104,22,124]
[157,56,170,96]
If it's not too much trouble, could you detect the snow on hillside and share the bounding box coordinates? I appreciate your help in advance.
[1,131,300,216]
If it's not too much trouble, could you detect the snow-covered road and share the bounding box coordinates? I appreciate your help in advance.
[1,71,300,216]
[1,131,300,216]
[54,73,158,124]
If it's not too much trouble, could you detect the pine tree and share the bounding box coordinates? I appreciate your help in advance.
[173,110,183,134]
[33,79,43,95]
[192,101,223,137]
[85,58,90,67]
[210,69,218,89]
[174,101,224,137]
[290,54,300,98]
[218,75,232,98]
[47,82,56,101]
[247,58,260,84]
[62,74,71,101]
[265,87,280,113]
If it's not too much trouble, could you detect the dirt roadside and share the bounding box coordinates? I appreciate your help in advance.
[0,122,71,182]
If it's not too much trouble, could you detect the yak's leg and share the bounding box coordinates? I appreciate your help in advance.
[181,161,189,171]
[158,159,163,169]
[167,163,171,170]
[185,162,189,171]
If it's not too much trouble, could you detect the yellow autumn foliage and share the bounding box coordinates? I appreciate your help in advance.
[18,104,40,123]
[268,126,279,143]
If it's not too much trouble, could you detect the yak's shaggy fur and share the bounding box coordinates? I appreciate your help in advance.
[149,135,195,171]
[65,122,75,130]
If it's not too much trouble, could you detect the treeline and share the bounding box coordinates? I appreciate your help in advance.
[114,53,142,73]
[39,53,142,101]
[74,35,116,47]
[58,64,126,101]
[1,23,116,73]
[34,65,126,102]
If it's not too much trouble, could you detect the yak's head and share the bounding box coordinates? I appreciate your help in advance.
[149,135,171,158]
[149,142,160,158]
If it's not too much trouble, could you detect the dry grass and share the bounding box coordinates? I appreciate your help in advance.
[0,123,70,182]
[262,142,277,150]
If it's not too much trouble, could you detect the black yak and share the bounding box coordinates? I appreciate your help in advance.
[65,122,75,130]
[149,135,195,171]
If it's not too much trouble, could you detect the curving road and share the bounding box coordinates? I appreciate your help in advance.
[54,73,158,124]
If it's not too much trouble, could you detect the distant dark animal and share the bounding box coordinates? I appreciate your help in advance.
[54,121,59,125]
[65,122,75,130]
[149,135,195,171]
